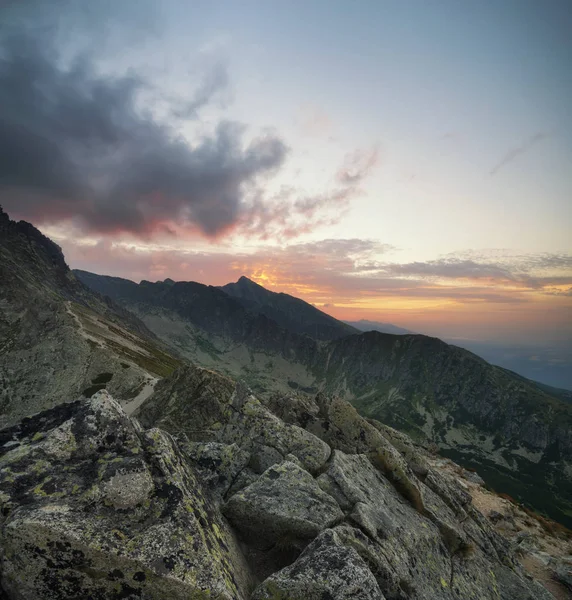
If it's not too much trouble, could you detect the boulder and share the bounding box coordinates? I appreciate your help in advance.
[251,528,384,600]
[0,392,252,599]
[223,461,343,546]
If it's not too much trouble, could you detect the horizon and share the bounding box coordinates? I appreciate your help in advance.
[68,260,571,389]
[1,1,571,351]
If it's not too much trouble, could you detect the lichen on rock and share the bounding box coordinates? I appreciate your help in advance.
[0,369,560,600]
[0,391,252,599]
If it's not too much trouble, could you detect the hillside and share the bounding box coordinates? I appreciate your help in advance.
[76,269,572,527]
[0,208,180,427]
[319,331,572,526]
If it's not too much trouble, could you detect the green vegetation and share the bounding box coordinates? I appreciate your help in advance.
[82,372,114,397]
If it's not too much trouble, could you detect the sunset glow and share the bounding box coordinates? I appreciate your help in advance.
[2,0,570,349]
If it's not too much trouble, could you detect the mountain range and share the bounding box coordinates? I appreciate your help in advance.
[72,275,572,527]
[1,207,571,529]
[2,206,572,598]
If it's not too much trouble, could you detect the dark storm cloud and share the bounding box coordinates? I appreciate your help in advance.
[0,31,287,237]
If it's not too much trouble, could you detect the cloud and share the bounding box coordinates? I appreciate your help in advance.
[57,226,571,305]
[336,147,379,185]
[385,259,515,281]
[170,62,230,120]
[0,13,378,243]
[490,132,549,175]
[0,29,290,238]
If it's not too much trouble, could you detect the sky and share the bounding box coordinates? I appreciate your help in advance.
[1,0,571,351]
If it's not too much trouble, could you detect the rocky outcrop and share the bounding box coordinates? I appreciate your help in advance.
[0,353,560,599]
[251,528,384,600]
[0,390,252,599]
[136,366,331,475]
[0,366,558,598]
[135,366,554,599]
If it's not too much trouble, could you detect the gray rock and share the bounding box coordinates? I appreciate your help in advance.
[0,391,253,599]
[553,557,572,591]
[249,443,283,474]
[0,372,558,600]
[178,439,250,497]
[223,461,343,545]
[251,528,385,600]
[489,510,504,523]
[463,469,486,486]
[136,366,331,473]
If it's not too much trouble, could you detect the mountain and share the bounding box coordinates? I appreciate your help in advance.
[315,331,572,526]
[3,217,570,526]
[444,339,572,391]
[349,323,572,392]
[0,368,566,599]
[220,275,358,340]
[0,207,180,427]
[76,269,572,527]
[74,270,318,396]
[345,318,415,336]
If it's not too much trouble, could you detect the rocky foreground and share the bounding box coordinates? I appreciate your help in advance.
[1,365,569,599]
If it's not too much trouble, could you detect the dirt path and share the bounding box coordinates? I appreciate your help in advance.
[122,378,158,416]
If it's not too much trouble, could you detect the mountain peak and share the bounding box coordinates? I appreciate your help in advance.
[237,275,262,286]
[220,276,359,341]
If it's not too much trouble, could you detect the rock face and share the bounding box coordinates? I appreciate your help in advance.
[0,366,559,599]
[136,366,331,475]
[0,390,252,599]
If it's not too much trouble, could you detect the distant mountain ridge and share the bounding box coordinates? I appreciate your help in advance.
[345,319,414,336]
[220,276,358,341]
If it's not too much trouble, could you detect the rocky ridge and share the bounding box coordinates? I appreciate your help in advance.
[75,269,572,527]
[1,364,565,598]
[0,369,557,597]
[0,207,181,428]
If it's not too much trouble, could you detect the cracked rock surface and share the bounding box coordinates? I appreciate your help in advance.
[0,366,558,599]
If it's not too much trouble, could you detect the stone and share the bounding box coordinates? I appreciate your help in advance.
[553,557,572,591]
[248,443,283,475]
[178,439,250,498]
[489,510,504,523]
[223,461,343,545]
[136,366,331,473]
[0,392,253,599]
[251,529,385,600]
